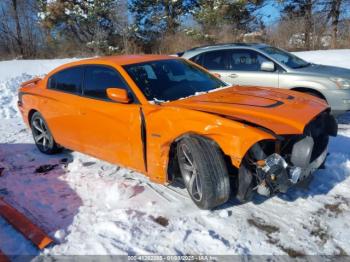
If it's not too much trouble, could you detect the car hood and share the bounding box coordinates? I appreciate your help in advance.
[165,86,328,135]
[294,64,350,79]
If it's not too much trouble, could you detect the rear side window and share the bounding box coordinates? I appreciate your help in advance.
[83,66,128,100]
[191,50,229,70]
[190,53,204,66]
[48,67,84,94]
[203,50,229,70]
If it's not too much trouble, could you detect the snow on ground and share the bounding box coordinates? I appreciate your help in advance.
[0,59,77,119]
[0,59,77,80]
[0,50,350,257]
[295,49,350,69]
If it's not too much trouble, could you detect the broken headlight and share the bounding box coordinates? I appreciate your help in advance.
[255,153,301,196]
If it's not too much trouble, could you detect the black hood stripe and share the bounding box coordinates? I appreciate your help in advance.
[197,100,284,108]
[187,108,283,140]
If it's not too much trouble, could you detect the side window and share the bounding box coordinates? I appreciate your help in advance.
[124,64,160,98]
[48,67,84,94]
[189,53,204,66]
[229,49,271,71]
[202,50,229,70]
[83,66,129,100]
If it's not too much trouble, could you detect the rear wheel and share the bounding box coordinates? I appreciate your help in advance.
[177,136,230,209]
[30,112,61,154]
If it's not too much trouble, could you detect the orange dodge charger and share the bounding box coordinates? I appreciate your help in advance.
[18,55,337,209]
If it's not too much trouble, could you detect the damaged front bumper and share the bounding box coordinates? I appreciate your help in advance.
[255,144,328,197]
[237,111,337,201]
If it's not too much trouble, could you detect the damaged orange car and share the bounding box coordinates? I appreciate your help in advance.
[18,55,338,209]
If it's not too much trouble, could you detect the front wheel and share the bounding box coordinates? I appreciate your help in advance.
[30,112,61,154]
[177,136,230,209]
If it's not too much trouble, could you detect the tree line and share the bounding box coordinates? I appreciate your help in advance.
[0,0,349,59]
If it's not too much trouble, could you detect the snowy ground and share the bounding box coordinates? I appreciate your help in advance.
[0,50,350,258]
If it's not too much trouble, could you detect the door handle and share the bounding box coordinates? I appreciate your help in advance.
[228,73,238,79]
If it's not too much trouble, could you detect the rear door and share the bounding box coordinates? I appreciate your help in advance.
[77,65,145,172]
[44,66,84,149]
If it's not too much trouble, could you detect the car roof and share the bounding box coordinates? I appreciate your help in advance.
[83,54,175,65]
[48,55,178,75]
[180,43,269,56]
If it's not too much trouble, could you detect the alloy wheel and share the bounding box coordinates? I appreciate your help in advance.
[32,116,53,152]
[178,144,203,202]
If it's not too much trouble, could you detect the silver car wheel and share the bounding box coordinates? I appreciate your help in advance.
[32,115,54,152]
[178,144,203,202]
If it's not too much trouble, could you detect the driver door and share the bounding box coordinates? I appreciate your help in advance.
[222,49,279,88]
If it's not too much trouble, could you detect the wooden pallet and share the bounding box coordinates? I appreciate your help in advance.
[0,249,9,262]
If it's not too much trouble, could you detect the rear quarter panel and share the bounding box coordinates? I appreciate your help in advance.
[19,80,47,127]
[19,77,83,150]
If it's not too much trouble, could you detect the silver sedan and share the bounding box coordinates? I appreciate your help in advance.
[180,43,350,116]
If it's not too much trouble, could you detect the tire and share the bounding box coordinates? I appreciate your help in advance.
[30,112,61,154]
[176,136,230,209]
[236,163,254,203]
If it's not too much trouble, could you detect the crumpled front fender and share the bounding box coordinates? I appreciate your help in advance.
[143,105,276,183]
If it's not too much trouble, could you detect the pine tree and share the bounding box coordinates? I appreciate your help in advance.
[192,0,265,40]
[37,0,123,53]
[128,0,196,50]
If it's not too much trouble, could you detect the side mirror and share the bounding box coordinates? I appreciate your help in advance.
[260,61,275,72]
[106,88,131,104]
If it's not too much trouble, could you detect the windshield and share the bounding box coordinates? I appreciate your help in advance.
[123,59,227,102]
[259,46,310,69]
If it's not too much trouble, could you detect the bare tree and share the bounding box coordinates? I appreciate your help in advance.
[327,0,343,48]
[0,0,43,58]
[279,0,317,50]
[11,0,24,56]
[304,0,313,49]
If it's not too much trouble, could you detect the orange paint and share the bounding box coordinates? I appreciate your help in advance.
[18,55,329,184]
[0,249,9,262]
[106,88,131,103]
[0,198,53,250]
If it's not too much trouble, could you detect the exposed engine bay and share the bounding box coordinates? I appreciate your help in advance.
[237,111,338,202]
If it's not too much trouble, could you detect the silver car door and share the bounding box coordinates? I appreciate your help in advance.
[223,49,279,88]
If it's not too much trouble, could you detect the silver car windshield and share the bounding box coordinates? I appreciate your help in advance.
[260,46,310,69]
